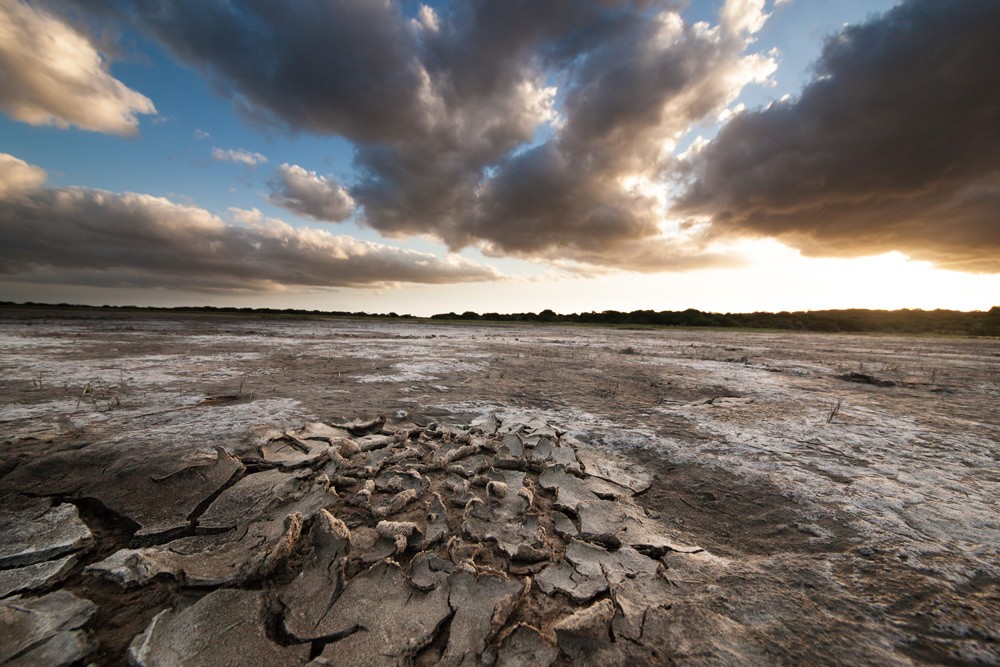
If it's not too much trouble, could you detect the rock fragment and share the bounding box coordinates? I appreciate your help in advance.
[0,590,96,666]
[128,589,309,666]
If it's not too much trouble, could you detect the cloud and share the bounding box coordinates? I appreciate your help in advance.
[675,0,1000,273]
[352,0,775,269]
[62,0,775,271]
[267,164,355,222]
[0,154,502,290]
[0,153,47,198]
[0,0,155,135]
[211,147,268,166]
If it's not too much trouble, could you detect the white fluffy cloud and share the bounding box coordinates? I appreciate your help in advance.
[211,148,268,166]
[0,153,47,198]
[0,0,155,135]
[267,164,356,222]
[0,154,502,290]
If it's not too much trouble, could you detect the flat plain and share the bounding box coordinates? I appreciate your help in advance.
[1,309,997,665]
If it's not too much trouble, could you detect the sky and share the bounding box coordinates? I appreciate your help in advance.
[0,0,997,316]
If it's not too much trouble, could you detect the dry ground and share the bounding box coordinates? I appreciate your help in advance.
[1,309,998,665]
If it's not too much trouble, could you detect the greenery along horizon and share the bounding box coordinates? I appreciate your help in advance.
[3,302,999,336]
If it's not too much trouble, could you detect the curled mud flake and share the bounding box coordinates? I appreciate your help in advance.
[448,454,491,478]
[421,493,450,549]
[553,511,579,539]
[356,434,394,453]
[374,488,421,518]
[554,599,616,661]
[487,480,508,500]
[282,510,352,641]
[350,479,376,506]
[292,422,352,442]
[441,444,480,464]
[534,561,607,602]
[470,474,491,488]
[336,439,362,457]
[375,468,427,494]
[334,415,387,437]
[376,520,422,555]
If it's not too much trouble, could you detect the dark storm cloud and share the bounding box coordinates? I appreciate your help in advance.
[465,6,773,263]
[0,154,501,291]
[354,0,774,269]
[64,0,773,271]
[676,0,1000,273]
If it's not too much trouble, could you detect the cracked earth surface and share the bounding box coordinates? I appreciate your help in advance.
[0,309,998,665]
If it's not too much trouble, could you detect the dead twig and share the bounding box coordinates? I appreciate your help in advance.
[827,399,843,423]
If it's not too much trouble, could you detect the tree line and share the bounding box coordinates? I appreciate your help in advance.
[2,302,998,336]
[429,307,1000,335]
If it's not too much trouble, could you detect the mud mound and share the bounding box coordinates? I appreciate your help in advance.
[1,414,714,665]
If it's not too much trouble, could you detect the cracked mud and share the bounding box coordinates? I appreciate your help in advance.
[1,310,998,665]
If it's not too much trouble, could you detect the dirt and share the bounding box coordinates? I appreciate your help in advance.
[1,307,998,664]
